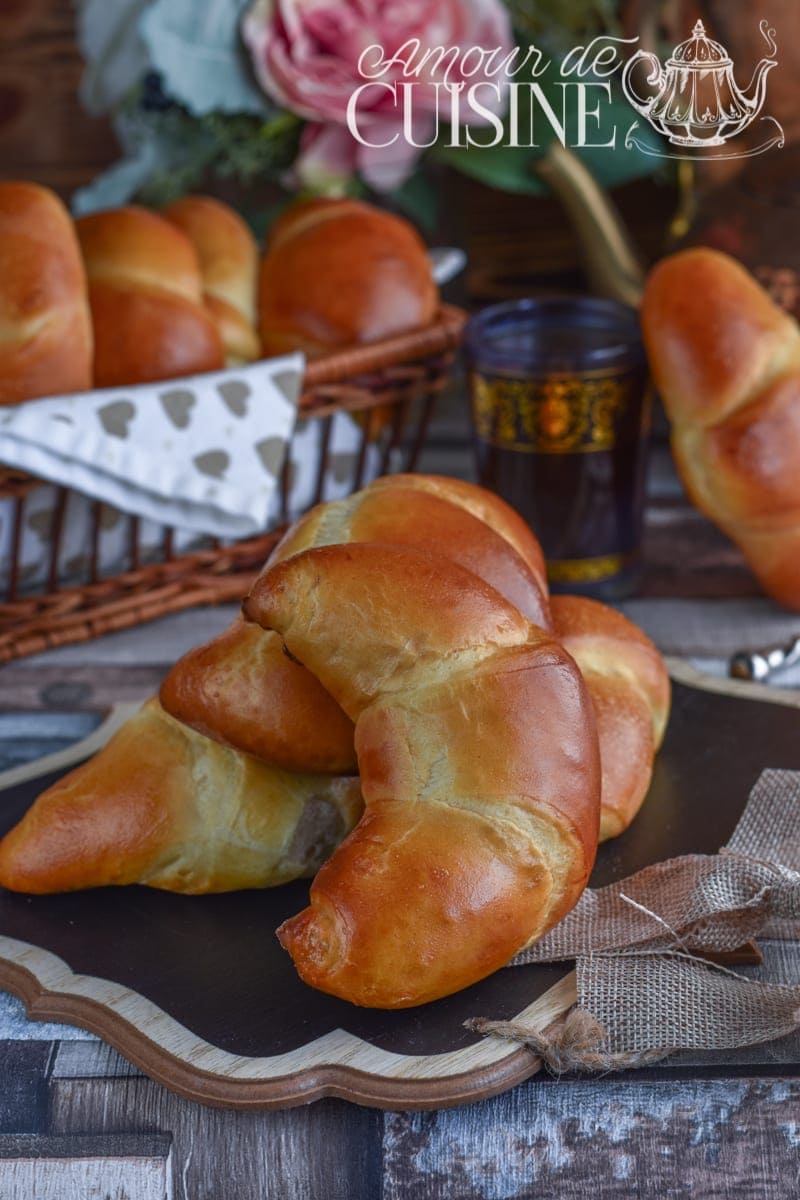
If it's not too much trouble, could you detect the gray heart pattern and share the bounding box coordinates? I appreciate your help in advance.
[97,400,135,439]
[218,380,250,417]
[271,370,301,406]
[0,355,306,563]
[160,389,196,429]
[194,450,230,479]
[255,437,285,478]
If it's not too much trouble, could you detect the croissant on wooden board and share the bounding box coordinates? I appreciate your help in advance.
[0,699,362,895]
[0,472,670,1009]
[641,247,800,611]
[243,542,602,1008]
[159,473,551,775]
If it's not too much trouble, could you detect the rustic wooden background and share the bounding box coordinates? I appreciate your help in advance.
[1,4,798,1196]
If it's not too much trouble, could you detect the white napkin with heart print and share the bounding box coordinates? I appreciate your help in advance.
[0,355,304,539]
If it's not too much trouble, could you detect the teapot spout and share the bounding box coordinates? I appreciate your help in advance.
[741,56,777,118]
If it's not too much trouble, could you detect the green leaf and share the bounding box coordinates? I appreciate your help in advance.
[386,170,441,235]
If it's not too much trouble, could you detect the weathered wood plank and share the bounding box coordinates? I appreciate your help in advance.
[0,712,100,772]
[0,1041,53,1133]
[0,666,163,712]
[382,1076,800,1199]
[50,1078,383,1200]
[0,0,118,197]
[52,1040,141,1081]
[0,1133,172,1200]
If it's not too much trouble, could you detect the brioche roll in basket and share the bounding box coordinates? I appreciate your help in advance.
[75,205,225,387]
[163,195,260,365]
[0,181,92,405]
[259,198,438,358]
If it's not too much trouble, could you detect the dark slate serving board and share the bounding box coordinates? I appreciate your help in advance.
[0,670,797,1106]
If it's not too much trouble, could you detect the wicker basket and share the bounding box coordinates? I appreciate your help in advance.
[0,305,466,663]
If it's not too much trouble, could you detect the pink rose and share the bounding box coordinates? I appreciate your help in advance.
[241,0,515,191]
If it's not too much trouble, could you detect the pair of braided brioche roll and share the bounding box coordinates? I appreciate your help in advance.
[75,198,261,386]
[642,248,800,610]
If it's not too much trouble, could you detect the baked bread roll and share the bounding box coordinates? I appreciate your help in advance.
[0,181,92,404]
[641,248,800,609]
[0,699,362,895]
[75,206,224,387]
[259,199,438,357]
[243,543,600,1008]
[367,473,548,589]
[550,596,670,841]
[163,195,260,365]
[160,474,551,772]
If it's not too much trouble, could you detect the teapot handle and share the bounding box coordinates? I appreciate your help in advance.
[621,50,664,117]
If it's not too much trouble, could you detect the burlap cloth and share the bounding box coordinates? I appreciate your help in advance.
[470,769,800,1072]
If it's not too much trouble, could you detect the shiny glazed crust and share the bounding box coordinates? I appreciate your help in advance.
[0,181,93,404]
[550,596,670,841]
[76,206,224,386]
[642,248,800,609]
[258,198,438,357]
[243,543,601,1008]
[160,474,551,770]
[0,700,363,895]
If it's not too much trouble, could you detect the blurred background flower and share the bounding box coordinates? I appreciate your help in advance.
[241,0,515,191]
[73,0,664,223]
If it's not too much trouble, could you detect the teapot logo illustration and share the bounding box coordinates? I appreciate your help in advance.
[622,19,784,158]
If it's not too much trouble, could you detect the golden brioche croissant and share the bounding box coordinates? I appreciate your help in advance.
[160,473,551,773]
[550,596,670,841]
[0,699,362,895]
[243,543,600,1008]
[641,248,800,610]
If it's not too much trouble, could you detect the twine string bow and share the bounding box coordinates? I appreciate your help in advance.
[469,769,800,1073]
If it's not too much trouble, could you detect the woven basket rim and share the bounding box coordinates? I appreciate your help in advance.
[0,305,467,660]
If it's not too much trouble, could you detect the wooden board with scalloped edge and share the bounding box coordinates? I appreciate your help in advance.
[0,661,797,1110]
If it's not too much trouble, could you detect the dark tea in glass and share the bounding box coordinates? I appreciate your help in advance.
[465,297,651,600]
